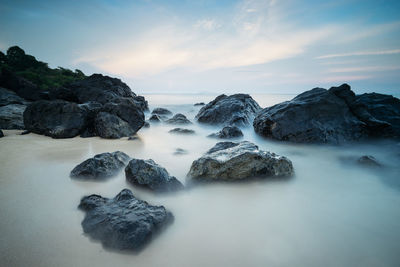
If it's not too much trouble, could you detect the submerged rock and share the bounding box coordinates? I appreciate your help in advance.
[208,126,243,139]
[174,148,188,155]
[149,114,161,122]
[166,113,192,125]
[357,155,382,167]
[70,151,130,179]
[151,108,172,116]
[143,121,150,128]
[254,84,400,144]
[78,189,173,250]
[125,159,184,192]
[196,94,261,127]
[188,141,294,180]
[169,128,195,134]
[194,102,205,106]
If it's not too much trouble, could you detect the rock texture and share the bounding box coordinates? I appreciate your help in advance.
[0,87,29,129]
[254,84,400,144]
[166,113,192,125]
[188,141,294,180]
[125,159,184,192]
[196,94,261,127]
[149,114,161,122]
[151,108,172,116]
[78,189,173,250]
[70,151,130,179]
[169,128,195,134]
[208,126,243,139]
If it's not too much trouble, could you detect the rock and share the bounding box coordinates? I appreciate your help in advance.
[20,130,30,135]
[71,151,130,179]
[0,104,26,129]
[166,113,192,125]
[94,112,137,139]
[78,189,173,250]
[188,141,294,180]
[174,148,188,155]
[208,126,243,139]
[23,100,89,138]
[0,68,42,100]
[0,87,28,106]
[0,129,3,138]
[169,128,195,134]
[151,108,172,116]
[125,159,184,192]
[143,121,150,128]
[128,136,139,140]
[149,114,161,122]
[133,95,149,112]
[254,85,366,144]
[196,94,261,127]
[357,155,382,167]
[194,102,205,106]
[254,84,400,144]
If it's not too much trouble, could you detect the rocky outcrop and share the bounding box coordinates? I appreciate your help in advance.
[94,112,135,139]
[151,108,172,116]
[78,189,173,250]
[196,94,261,127]
[208,126,243,139]
[125,159,184,192]
[70,151,130,179]
[188,141,294,180]
[23,100,89,138]
[166,113,192,125]
[254,84,400,144]
[0,87,29,129]
[0,87,28,106]
[169,128,195,134]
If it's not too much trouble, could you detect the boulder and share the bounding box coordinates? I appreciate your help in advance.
[169,128,195,134]
[149,114,161,122]
[166,113,192,125]
[94,112,136,139]
[188,141,294,180]
[254,84,400,144]
[151,108,172,116]
[208,126,243,139]
[23,100,89,138]
[196,94,260,127]
[78,189,173,250]
[0,104,26,129]
[125,159,184,192]
[70,151,130,179]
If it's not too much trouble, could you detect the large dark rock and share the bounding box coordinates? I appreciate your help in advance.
[94,112,136,139]
[208,126,243,139]
[70,151,130,179]
[254,84,400,144]
[125,159,184,192]
[23,100,89,138]
[196,94,261,127]
[78,189,173,250]
[0,104,26,129]
[166,113,192,125]
[188,141,294,180]
[0,87,28,106]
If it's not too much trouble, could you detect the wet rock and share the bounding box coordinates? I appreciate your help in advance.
[208,126,243,139]
[151,108,172,116]
[125,159,184,192]
[70,151,130,179]
[174,148,188,155]
[188,141,294,180]
[0,104,26,129]
[357,155,382,167]
[94,112,137,139]
[169,128,195,134]
[166,113,192,125]
[254,84,400,144]
[20,130,30,135]
[78,189,173,250]
[196,94,260,127]
[0,87,28,106]
[143,121,150,128]
[194,102,205,106]
[149,114,161,122]
[23,100,89,138]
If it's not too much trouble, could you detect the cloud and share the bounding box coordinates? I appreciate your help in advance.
[194,19,221,31]
[327,66,400,73]
[316,49,400,59]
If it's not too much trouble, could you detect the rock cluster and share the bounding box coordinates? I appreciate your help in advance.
[208,126,243,139]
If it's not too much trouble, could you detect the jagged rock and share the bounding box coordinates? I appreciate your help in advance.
[208,126,243,139]
[151,108,172,116]
[188,141,294,180]
[254,84,400,144]
[196,94,260,127]
[169,128,195,134]
[71,151,130,179]
[166,113,192,125]
[23,100,89,138]
[78,189,173,250]
[94,112,136,139]
[133,95,149,112]
[149,114,161,122]
[0,104,26,129]
[357,155,382,167]
[125,159,184,192]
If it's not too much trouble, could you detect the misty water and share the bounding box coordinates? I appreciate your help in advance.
[0,94,400,267]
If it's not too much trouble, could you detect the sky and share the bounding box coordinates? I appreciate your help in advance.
[1,0,400,95]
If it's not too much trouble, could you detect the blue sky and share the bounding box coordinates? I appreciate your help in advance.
[1,0,400,95]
